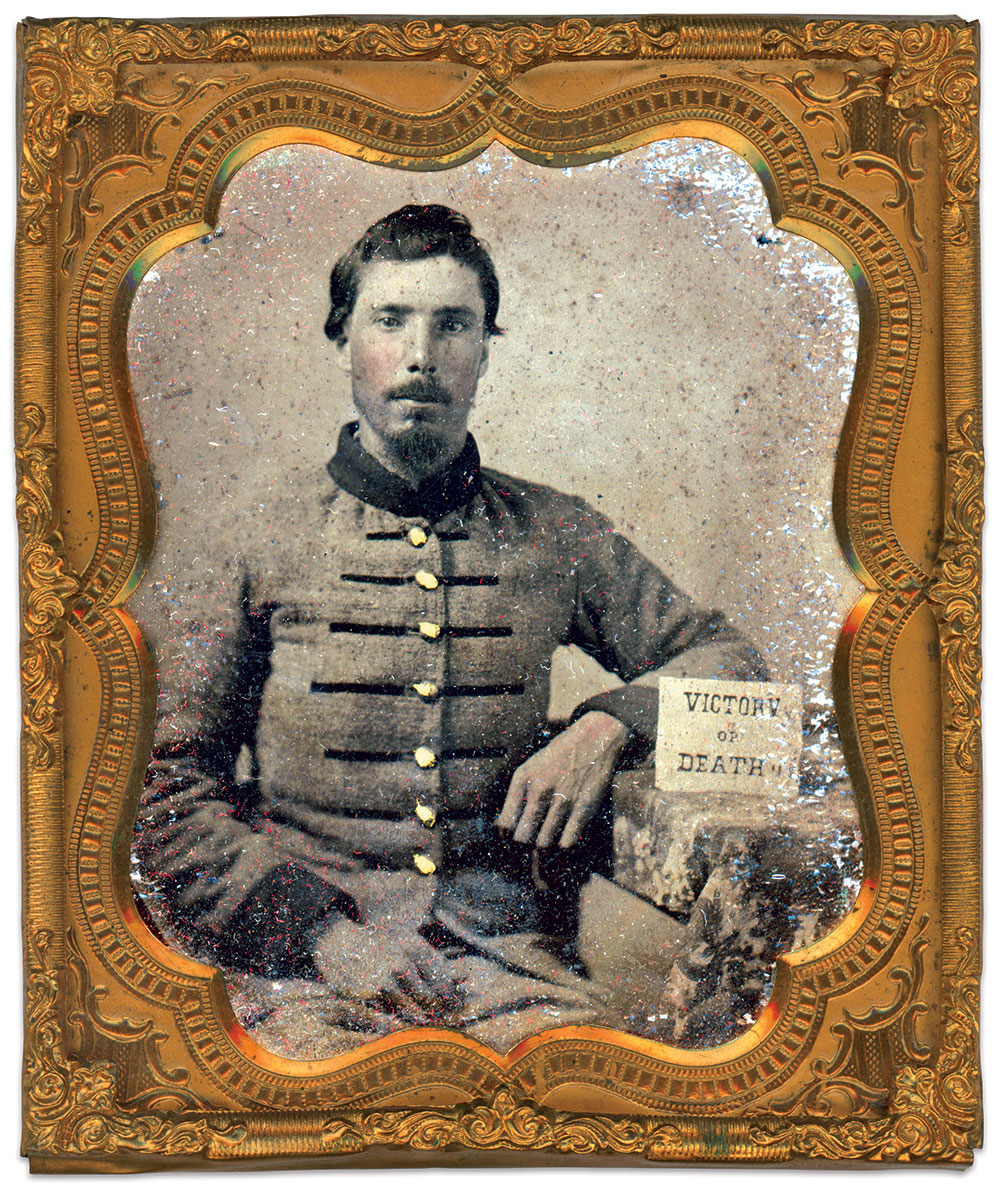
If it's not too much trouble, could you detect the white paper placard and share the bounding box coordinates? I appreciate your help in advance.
[655,677,803,798]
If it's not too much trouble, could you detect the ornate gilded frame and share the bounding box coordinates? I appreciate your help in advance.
[15,13,982,1171]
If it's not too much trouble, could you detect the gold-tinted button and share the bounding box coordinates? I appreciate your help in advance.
[415,801,437,827]
[414,746,437,768]
[418,621,441,639]
[408,526,428,547]
[413,853,436,875]
[415,570,439,590]
[413,681,439,699]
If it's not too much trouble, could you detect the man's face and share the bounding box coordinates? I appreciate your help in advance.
[334,255,490,477]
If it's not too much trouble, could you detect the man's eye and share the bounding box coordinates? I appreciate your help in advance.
[374,314,402,328]
[439,317,470,334]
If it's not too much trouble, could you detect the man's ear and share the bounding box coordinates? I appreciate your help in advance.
[332,334,352,375]
[478,337,490,379]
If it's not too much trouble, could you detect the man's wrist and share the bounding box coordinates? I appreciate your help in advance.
[574,710,631,757]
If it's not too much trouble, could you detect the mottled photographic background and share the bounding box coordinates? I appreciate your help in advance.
[128,139,863,1051]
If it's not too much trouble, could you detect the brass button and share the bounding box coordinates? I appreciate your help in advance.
[413,853,436,875]
[414,570,439,590]
[418,621,441,639]
[413,681,439,700]
[408,526,428,547]
[415,801,437,827]
[414,746,437,768]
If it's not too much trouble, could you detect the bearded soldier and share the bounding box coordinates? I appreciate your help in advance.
[136,204,765,1053]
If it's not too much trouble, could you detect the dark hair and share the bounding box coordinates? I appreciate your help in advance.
[324,204,502,342]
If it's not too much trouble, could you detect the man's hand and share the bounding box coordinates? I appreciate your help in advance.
[494,711,630,849]
[312,918,465,1014]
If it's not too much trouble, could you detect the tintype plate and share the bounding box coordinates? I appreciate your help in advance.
[14,12,982,1172]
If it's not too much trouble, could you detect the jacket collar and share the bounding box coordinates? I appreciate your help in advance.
[327,422,482,521]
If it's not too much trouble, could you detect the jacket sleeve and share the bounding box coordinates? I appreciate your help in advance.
[565,501,767,755]
[133,567,350,975]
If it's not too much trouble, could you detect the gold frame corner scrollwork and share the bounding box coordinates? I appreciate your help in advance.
[15,13,982,1172]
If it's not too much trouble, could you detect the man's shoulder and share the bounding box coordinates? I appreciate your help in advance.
[477,468,616,547]
[239,461,337,558]
[479,466,600,520]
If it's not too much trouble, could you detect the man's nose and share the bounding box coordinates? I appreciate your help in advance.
[405,325,436,373]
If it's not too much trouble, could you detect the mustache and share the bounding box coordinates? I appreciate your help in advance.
[387,378,452,405]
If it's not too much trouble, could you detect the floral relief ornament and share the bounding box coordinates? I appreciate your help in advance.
[749,927,981,1163]
[18,20,251,242]
[23,930,247,1159]
[314,16,679,84]
[928,410,983,773]
[763,20,978,236]
[14,405,77,768]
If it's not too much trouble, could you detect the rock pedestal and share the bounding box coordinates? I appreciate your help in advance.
[606,769,862,1045]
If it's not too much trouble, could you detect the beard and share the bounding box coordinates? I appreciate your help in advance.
[383,378,456,473]
[384,422,449,473]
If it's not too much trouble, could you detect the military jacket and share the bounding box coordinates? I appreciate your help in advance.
[136,425,764,975]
